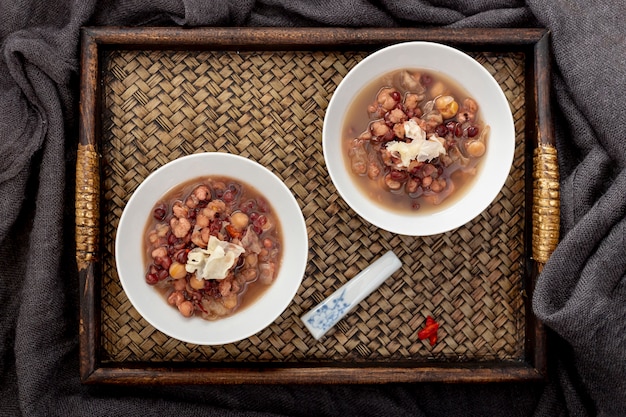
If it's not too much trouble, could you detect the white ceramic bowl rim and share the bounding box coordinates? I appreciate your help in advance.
[115,152,308,345]
[322,41,515,236]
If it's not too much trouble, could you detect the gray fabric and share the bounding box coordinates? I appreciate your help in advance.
[1,0,624,416]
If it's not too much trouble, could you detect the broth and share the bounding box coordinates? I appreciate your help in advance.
[143,176,282,321]
[342,69,489,214]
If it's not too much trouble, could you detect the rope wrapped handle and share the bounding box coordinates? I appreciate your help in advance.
[75,144,100,271]
[532,144,559,266]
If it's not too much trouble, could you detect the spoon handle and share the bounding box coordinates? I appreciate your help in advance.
[301,251,402,340]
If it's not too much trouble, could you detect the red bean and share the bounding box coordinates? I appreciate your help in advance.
[389,170,408,182]
[209,219,222,236]
[435,124,448,137]
[253,215,267,230]
[146,273,159,285]
[256,198,269,213]
[174,249,188,264]
[420,74,433,87]
[153,203,167,221]
[223,190,234,203]
[240,199,256,213]
[467,126,479,138]
[156,256,172,271]
[445,121,463,137]
[390,91,401,102]
[157,269,169,281]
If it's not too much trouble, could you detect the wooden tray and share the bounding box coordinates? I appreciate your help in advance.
[76,27,557,384]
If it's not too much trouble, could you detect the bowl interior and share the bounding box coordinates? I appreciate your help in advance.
[115,152,308,345]
[322,42,515,236]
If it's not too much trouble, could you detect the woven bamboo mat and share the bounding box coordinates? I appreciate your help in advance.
[99,48,526,364]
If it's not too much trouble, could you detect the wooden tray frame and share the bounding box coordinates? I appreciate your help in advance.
[76,27,556,384]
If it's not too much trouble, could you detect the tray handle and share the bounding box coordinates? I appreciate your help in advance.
[531,32,559,267]
[532,144,559,265]
[75,143,100,271]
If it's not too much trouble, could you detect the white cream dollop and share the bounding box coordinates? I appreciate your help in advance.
[185,235,245,281]
[386,119,446,167]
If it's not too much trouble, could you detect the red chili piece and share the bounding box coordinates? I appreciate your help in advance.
[417,316,439,346]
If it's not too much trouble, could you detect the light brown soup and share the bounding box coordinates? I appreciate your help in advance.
[143,176,282,321]
[342,69,489,213]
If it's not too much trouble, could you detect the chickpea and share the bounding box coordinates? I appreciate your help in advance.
[466,140,486,157]
[177,301,194,317]
[435,96,459,119]
[169,262,187,279]
[189,276,205,290]
[230,212,249,231]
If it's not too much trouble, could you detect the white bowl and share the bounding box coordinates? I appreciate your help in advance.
[115,152,308,345]
[322,41,515,236]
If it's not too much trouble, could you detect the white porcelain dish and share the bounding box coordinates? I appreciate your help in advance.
[322,41,515,236]
[115,152,308,345]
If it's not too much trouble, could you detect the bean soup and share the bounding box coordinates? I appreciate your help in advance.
[343,69,490,213]
[143,176,281,321]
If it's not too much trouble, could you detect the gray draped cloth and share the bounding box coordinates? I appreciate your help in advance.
[1,1,624,416]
